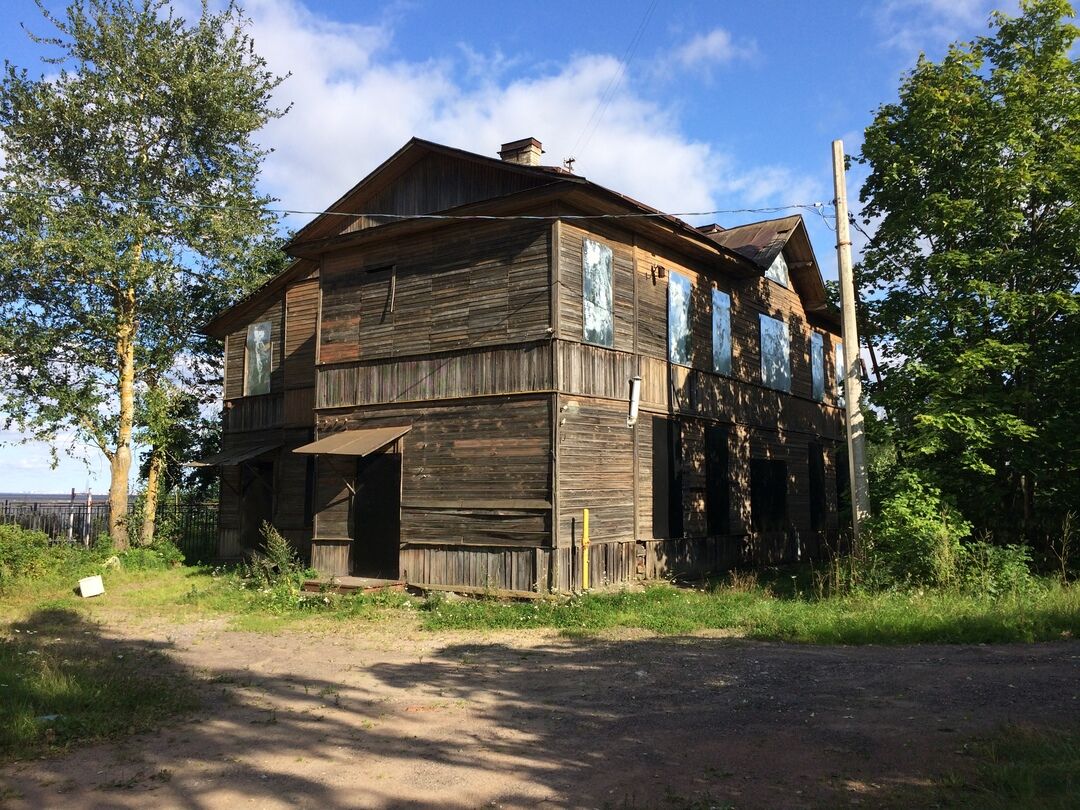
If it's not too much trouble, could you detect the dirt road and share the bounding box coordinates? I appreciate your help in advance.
[2,614,1078,809]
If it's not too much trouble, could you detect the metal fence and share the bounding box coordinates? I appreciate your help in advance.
[0,498,218,563]
[156,500,219,563]
[0,499,110,546]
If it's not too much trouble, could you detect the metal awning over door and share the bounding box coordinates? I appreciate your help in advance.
[190,442,280,467]
[293,425,411,456]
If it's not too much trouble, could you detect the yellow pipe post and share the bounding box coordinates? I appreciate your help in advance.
[582,508,590,591]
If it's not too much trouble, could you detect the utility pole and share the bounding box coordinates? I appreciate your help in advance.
[831,139,871,548]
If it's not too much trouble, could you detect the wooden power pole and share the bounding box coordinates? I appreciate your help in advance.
[831,139,871,548]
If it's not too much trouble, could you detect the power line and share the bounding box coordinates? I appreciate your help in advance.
[567,0,659,165]
[0,185,832,222]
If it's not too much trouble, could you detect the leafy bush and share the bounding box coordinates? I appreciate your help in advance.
[863,470,972,588]
[238,522,305,588]
[118,538,185,571]
[0,524,60,584]
[959,540,1040,597]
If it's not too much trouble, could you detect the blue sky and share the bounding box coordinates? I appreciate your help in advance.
[0,0,1022,493]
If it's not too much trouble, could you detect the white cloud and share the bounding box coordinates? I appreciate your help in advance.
[675,28,758,69]
[874,0,1015,53]
[246,0,813,229]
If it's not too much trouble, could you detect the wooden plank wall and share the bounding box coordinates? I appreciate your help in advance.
[553,221,845,585]
[318,341,552,409]
[310,395,554,588]
[328,152,554,236]
[555,396,635,590]
[400,546,549,595]
[318,220,550,363]
[218,271,319,563]
[223,298,284,401]
[223,395,283,433]
[557,223,636,351]
[284,279,319,391]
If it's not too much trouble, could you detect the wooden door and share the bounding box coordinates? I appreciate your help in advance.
[352,452,402,579]
[240,461,274,551]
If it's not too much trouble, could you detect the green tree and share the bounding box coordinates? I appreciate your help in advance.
[858,0,1080,545]
[0,0,285,548]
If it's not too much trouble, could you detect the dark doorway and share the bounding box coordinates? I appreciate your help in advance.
[808,443,826,531]
[705,426,730,536]
[239,461,274,550]
[750,459,787,533]
[352,452,401,579]
[651,416,683,539]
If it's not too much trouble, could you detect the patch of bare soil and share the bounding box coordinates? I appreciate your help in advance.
[1,612,1078,809]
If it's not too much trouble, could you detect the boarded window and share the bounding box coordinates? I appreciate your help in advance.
[244,320,272,396]
[811,332,825,401]
[835,342,846,408]
[705,425,730,536]
[668,271,692,365]
[759,314,791,392]
[712,289,732,376]
[766,251,790,286]
[582,238,613,347]
[750,459,787,532]
[651,416,683,539]
[808,443,826,531]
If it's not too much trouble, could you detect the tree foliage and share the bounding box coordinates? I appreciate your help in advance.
[858,0,1080,545]
[0,0,286,546]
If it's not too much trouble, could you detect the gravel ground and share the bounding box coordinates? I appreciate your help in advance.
[2,614,1078,809]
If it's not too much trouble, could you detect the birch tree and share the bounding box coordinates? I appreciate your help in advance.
[0,0,285,548]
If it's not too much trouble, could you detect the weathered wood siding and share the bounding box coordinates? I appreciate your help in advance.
[306,151,556,239]
[318,341,552,409]
[317,220,550,364]
[284,280,319,391]
[218,272,320,563]
[554,396,635,589]
[223,298,284,402]
[556,224,845,428]
[551,221,844,586]
[310,395,553,587]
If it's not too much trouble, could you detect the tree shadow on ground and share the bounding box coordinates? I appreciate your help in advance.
[1,615,1078,809]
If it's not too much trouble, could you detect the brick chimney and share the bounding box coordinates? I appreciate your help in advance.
[499,137,543,166]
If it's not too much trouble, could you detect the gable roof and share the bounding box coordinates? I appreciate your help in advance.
[286,137,579,246]
[206,138,840,335]
[699,215,836,323]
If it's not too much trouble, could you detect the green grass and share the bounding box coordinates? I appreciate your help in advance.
[419,580,1080,644]
[0,607,199,761]
[886,727,1080,809]
[959,728,1080,809]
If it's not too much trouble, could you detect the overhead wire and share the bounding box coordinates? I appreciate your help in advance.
[567,0,659,165]
[0,185,832,222]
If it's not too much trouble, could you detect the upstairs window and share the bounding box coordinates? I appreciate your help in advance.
[811,332,825,401]
[668,271,692,365]
[765,251,790,287]
[712,289,732,376]
[835,342,846,408]
[759,314,791,392]
[244,320,272,396]
[582,238,613,347]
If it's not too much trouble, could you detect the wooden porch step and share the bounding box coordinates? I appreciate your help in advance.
[302,576,406,595]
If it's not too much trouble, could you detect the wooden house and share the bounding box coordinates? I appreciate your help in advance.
[202,137,846,594]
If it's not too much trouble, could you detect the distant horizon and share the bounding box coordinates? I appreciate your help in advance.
[0,491,110,500]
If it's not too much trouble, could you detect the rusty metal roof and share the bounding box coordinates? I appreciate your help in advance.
[702,214,802,270]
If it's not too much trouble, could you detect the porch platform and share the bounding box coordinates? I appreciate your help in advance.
[301,576,406,595]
